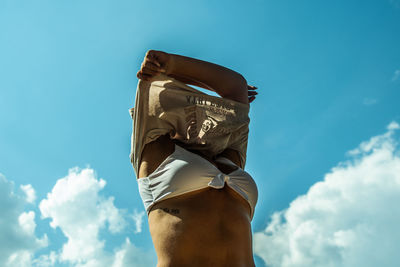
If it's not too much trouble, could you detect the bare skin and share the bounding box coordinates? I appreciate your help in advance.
[136,50,257,266]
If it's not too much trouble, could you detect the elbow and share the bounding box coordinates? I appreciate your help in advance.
[222,71,247,90]
[219,74,248,104]
[239,74,248,90]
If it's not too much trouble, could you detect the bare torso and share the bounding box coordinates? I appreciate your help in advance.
[135,50,257,266]
[139,136,255,267]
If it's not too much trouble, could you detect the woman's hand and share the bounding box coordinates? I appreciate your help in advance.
[137,50,256,104]
[247,85,257,103]
[137,50,172,81]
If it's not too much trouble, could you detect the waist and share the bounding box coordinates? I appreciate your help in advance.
[148,186,255,266]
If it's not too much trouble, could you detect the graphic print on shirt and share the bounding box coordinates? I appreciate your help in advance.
[184,105,220,144]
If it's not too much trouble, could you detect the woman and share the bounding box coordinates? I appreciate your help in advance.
[132,50,258,266]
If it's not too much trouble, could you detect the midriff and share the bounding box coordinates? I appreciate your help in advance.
[139,136,255,267]
[148,186,254,267]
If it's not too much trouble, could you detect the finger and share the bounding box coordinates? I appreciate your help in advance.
[143,61,161,72]
[146,57,162,68]
[137,71,146,80]
[137,71,153,81]
[248,85,258,90]
[141,66,159,76]
[145,50,157,60]
[248,96,256,103]
[137,72,144,80]
[145,51,162,67]
[248,91,258,96]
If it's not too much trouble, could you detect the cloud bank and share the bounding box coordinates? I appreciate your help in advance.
[39,167,128,266]
[0,176,47,267]
[0,168,155,267]
[254,122,400,267]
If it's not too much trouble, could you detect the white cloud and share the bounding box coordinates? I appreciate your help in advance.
[37,167,154,267]
[387,121,400,130]
[112,238,156,267]
[132,210,145,234]
[0,167,153,267]
[32,251,58,267]
[7,250,33,267]
[392,69,400,81]
[362,98,377,106]
[0,175,48,267]
[21,184,36,203]
[254,122,400,267]
[39,167,126,266]
[19,211,37,236]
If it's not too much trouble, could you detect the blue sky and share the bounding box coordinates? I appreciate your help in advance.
[1,1,400,266]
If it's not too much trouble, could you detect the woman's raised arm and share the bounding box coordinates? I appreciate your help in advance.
[137,50,256,104]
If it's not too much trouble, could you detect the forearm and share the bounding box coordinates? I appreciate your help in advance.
[167,73,216,92]
[167,54,248,103]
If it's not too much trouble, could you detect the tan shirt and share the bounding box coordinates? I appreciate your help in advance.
[130,74,250,176]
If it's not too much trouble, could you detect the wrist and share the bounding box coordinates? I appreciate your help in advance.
[164,53,176,75]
